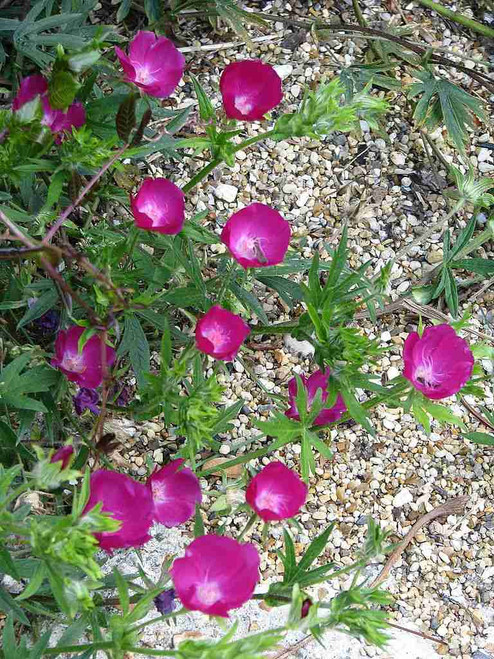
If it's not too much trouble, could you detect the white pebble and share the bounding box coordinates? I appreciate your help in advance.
[393,488,414,508]
[214,184,238,203]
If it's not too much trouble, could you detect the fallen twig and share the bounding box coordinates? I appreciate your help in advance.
[370,495,469,588]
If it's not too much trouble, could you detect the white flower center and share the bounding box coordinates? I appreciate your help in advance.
[414,357,439,388]
[236,236,267,263]
[202,324,228,348]
[60,353,86,374]
[255,489,286,514]
[151,480,169,502]
[135,67,154,85]
[234,95,254,116]
[195,582,221,607]
[139,200,162,226]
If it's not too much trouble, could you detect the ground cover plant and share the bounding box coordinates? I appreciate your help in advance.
[0,0,493,657]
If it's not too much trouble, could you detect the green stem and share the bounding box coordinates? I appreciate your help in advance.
[217,261,238,304]
[43,641,114,655]
[130,608,188,633]
[127,649,178,657]
[250,321,300,335]
[181,130,276,194]
[196,441,278,477]
[418,0,494,39]
[238,512,258,541]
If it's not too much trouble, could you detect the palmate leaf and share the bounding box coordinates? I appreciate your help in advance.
[408,70,486,152]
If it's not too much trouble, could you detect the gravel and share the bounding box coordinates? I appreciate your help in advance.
[88,0,494,657]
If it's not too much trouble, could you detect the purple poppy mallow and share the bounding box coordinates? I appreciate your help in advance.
[41,97,86,143]
[170,535,260,617]
[115,30,185,98]
[221,203,291,269]
[403,324,474,400]
[82,470,154,552]
[195,306,250,361]
[220,60,283,121]
[50,445,74,470]
[285,368,347,426]
[51,326,116,389]
[154,588,176,615]
[73,388,100,416]
[131,178,185,235]
[246,461,307,522]
[147,459,202,528]
[13,75,85,141]
[12,75,48,111]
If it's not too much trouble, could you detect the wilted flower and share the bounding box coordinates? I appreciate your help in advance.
[13,75,85,141]
[154,588,176,615]
[115,30,185,98]
[285,368,346,426]
[50,445,74,470]
[220,60,283,121]
[403,324,474,400]
[12,75,48,111]
[170,535,260,617]
[147,459,202,527]
[246,461,307,522]
[52,326,115,389]
[195,305,250,361]
[73,388,100,415]
[301,598,312,618]
[221,203,291,268]
[110,384,132,407]
[27,299,60,335]
[83,470,154,552]
[131,178,185,235]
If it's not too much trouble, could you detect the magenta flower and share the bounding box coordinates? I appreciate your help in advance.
[83,470,154,552]
[246,461,307,522]
[12,75,47,111]
[221,203,291,268]
[115,30,185,98]
[50,445,74,470]
[147,459,202,527]
[220,60,283,121]
[403,324,474,400]
[170,535,260,617]
[51,326,116,389]
[195,306,250,361]
[12,75,85,141]
[41,96,86,142]
[130,178,185,235]
[285,368,346,426]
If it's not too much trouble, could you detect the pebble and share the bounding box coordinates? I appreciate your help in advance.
[214,184,238,202]
[273,64,293,79]
[219,444,231,455]
[393,488,414,507]
[391,152,406,166]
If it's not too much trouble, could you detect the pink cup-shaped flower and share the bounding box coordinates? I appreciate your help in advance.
[246,461,307,522]
[403,324,474,400]
[170,535,260,617]
[83,470,154,552]
[51,326,116,389]
[41,97,86,142]
[195,306,250,361]
[147,459,202,527]
[12,75,48,111]
[50,445,74,470]
[221,203,291,268]
[286,368,346,426]
[115,30,185,98]
[220,60,283,121]
[131,178,185,235]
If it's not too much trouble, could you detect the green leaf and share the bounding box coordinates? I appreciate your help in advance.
[339,384,375,436]
[0,549,19,581]
[0,585,30,625]
[451,258,494,276]
[0,419,35,464]
[144,0,161,22]
[211,399,243,435]
[464,431,494,446]
[412,400,431,434]
[190,73,215,122]
[256,275,303,308]
[230,282,268,324]
[114,569,130,615]
[17,288,58,329]
[444,269,459,318]
[193,504,205,537]
[298,523,335,572]
[116,93,136,142]
[16,563,46,601]
[118,315,150,388]
[117,0,132,21]
[48,71,79,110]
[424,401,466,429]
[280,529,297,581]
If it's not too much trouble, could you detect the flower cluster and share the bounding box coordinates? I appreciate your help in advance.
[13,75,85,142]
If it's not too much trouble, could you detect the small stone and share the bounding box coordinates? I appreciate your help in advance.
[391,152,406,166]
[387,366,400,380]
[214,184,238,203]
[173,631,203,647]
[290,84,301,97]
[274,64,293,79]
[202,457,242,478]
[380,331,392,342]
[393,488,414,507]
[427,248,444,264]
[219,444,231,455]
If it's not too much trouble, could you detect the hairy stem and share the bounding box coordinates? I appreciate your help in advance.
[418,0,494,39]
